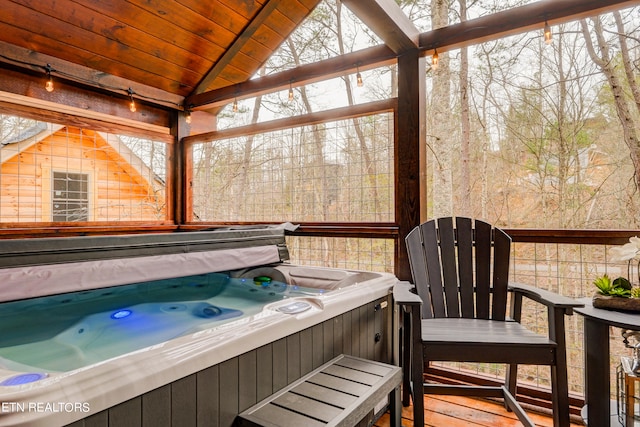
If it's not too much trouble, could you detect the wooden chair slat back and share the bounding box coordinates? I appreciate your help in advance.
[406,226,433,319]
[422,220,446,317]
[474,220,492,319]
[437,217,460,318]
[405,217,512,321]
[455,217,475,318]
[491,227,511,320]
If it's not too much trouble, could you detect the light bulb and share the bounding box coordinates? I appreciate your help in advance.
[185,112,192,124]
[288,86,294,102]
[432,50,439,70]
[44,64,54,92]
[544,22,552,45]
[356,71,363,87]
[127,88,136,113]
[233,99,238,113]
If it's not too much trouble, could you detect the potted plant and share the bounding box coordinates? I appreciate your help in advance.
[593,236,640,312]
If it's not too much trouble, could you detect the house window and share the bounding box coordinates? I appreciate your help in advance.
[52,172,89,221]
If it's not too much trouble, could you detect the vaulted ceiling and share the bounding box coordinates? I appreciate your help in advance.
[0,0,321,109]
[0,0,637,115]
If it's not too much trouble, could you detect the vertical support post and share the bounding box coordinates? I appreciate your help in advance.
[396,49,425,281]
[171,110,189,225]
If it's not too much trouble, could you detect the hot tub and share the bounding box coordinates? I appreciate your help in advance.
[0,226,397,427]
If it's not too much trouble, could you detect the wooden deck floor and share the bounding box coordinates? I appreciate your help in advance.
[375,395,586,427]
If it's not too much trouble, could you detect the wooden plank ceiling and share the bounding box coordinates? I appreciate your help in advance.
[0,0,637,114]
[0,0,321,106]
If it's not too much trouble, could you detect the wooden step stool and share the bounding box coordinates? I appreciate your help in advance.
[235,354,402,427]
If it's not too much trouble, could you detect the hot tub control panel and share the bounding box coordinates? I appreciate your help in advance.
[276,301,312,314]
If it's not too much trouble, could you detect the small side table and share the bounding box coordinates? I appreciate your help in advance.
[575,298,640,427]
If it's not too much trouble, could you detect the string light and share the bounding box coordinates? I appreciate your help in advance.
[431,49,439,70]
[182,103,194,123]
[288,81,294,102]
[1,54,183,109]
[233,98,238,113]
[44,64,54,92]
[356,64,363,87]
[127,88,136,112]
[544,21,552,45]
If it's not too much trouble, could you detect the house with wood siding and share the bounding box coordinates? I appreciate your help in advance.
[0,124,165,222]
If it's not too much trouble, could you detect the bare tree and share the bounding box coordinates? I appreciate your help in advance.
[581,14,640,224]
[458,0,471,216]
[429,0,454,217]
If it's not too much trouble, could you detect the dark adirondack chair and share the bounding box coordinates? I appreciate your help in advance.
[394,217,582,427]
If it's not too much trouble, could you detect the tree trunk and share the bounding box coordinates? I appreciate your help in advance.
[429,0,453,217]
[581,17,640,203]
[233,93,263,218]
[458,0,470,216]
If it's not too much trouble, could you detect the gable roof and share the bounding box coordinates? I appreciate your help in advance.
[0,125,162,187]
[0,123,64,164]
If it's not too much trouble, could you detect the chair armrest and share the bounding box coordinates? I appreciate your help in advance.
[393,281,423,307]
[509,282,584,314]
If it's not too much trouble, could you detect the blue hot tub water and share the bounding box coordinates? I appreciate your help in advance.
[0,271,322,374]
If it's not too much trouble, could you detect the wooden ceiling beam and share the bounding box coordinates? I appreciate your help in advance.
[0,64,172,133]
[184,99,396,145]
[419,0,640,54]
[185,44,396,110]
[341,0,420,54]
[191,0,284,96]
[0,41,184,110]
